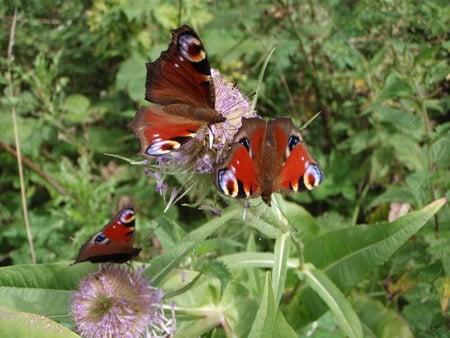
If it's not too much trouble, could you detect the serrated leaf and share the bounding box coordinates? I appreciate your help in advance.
[431,136,450,167]
[389,134,426,171]
[203,260,232,290]
[373,107,423,137]
[376,81,412,103]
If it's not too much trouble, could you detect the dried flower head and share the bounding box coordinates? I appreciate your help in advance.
[71,266,175,338]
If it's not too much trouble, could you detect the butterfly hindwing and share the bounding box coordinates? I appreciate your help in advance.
[271,118,323,194]
[215,118,266,200]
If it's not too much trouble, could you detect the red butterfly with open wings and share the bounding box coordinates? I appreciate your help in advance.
[215,117,323,206]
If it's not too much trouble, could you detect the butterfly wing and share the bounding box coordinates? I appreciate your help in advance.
[215,118,266,200]
[74,239,141,264]
[73,207,141,264]
[129,105,221,157]
[129,26,224,157]
[270,118,323,194]
[146,25,215,108]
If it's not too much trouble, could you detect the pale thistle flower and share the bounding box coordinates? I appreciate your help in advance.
[71,266,175,338]
[210,68,256,160]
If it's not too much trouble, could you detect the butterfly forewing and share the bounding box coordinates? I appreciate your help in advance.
[102,207,136,243]
[146,25,215,108]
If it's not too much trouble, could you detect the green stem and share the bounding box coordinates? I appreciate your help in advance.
[7,7,36,264]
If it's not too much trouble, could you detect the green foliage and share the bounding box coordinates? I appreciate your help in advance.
[1,0,449,337]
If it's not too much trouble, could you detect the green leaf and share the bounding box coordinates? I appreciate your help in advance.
[115,53,147,102]
[278,199,322,242]
[249,273,275,338]
[244,235,265,298]
[145,209,240,285]
[273,310,297,338]
[431,136,450,168]
[299,264,363,338]
[375,80,412,103]
[297,198,447,324]
[87,126,130,153]
[0,263,94,289]
[368,186,416,208]
[0,263,95,316]
[352,294,413,338]
[373,107,423,137]
[389,134,426,171]
[169,276,257,338]
[0,307,79,338]
[62,94,91,123]
[221,282,259,337]
[272,233,290,307]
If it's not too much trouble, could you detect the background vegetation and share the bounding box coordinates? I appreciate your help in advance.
[0,0,449,337]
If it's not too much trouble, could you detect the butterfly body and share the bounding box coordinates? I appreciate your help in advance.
[74,207,141,264]
[215,117,323,205]
[129,25,224,157]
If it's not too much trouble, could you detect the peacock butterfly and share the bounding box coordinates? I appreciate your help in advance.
[73,207,141,264]
[215,117,323,206]
[129,25,225,157]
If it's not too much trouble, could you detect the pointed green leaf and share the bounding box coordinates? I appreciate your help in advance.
[249,273,275,338]
[299,264,363,338]
[298,198,446,324]
[273,310,297,338]
[272,233,290,307]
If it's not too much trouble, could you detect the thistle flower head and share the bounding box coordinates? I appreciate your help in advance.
[137,70,255,208]
[71,266,175,338]
[210,69,256,158]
